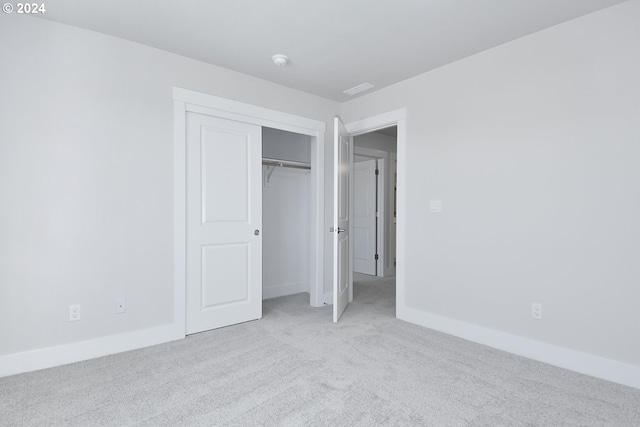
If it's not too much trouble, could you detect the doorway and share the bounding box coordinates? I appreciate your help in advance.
[352,125,398,279]
[344,109,406,319]
[351,127,397,312]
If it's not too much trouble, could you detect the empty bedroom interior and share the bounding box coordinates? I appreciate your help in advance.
[1,0,640,423]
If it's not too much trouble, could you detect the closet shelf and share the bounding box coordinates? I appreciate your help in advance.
[262,157,311,170]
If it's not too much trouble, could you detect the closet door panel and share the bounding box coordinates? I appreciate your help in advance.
[200,128,249,223]
[186,112,262,334]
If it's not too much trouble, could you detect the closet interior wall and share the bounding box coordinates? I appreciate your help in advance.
[262,128,312,300]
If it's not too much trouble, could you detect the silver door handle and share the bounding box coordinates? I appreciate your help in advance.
[254,229,260,236]
[330,227,346,233]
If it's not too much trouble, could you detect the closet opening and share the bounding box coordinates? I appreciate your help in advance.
[262,127,314,306]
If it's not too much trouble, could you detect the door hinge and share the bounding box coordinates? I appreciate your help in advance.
[375,254,379,260]
[375,169,379,175]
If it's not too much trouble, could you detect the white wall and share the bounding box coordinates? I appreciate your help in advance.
[263,128,312,164]
[262,131,311,299]
[342,1,640,385]
[355,131,397,154]
[0,15,338,373]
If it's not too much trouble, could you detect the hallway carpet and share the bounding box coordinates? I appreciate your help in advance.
[1,274,639,426]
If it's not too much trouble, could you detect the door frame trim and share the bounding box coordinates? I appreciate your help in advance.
[345,109,406,318]
[173,88,327,335]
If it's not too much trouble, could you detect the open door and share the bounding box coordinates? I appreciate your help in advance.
[333,116,352,322]
[353,159,377,275]
[186,112,262,334]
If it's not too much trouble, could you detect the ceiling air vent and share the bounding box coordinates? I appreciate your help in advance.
[343,83,374,96]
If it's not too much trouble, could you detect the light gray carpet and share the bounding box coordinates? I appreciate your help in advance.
[1,274,639,426]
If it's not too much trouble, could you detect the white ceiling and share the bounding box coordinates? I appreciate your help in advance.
[36,0,627,102]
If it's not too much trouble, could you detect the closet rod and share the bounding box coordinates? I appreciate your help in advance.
[262,157,311,170]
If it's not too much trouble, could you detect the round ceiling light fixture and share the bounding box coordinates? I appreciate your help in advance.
[272,54,289,67]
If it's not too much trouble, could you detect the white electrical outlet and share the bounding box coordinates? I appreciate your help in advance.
[115,298,126,314]
[69,304,81,321]
[531,303,542,320]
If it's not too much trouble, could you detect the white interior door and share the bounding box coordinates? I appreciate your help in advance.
[333,116,351,322]
[353,159,377,275]
[186,112,262,334]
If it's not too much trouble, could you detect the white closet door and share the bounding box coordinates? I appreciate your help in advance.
[353,159,377,275]
[186,112,262,334]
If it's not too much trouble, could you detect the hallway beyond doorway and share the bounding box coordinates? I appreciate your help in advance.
[352,273,396,318]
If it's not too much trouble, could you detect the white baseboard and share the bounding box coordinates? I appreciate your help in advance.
[0,323,184,378]
[262,282,308,300]
[324,291,333,306]
[397,305,640,390]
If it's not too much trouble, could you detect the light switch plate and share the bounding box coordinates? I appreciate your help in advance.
[429,200,442,213]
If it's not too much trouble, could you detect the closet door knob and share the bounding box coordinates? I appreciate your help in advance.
[254,229,260,236]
